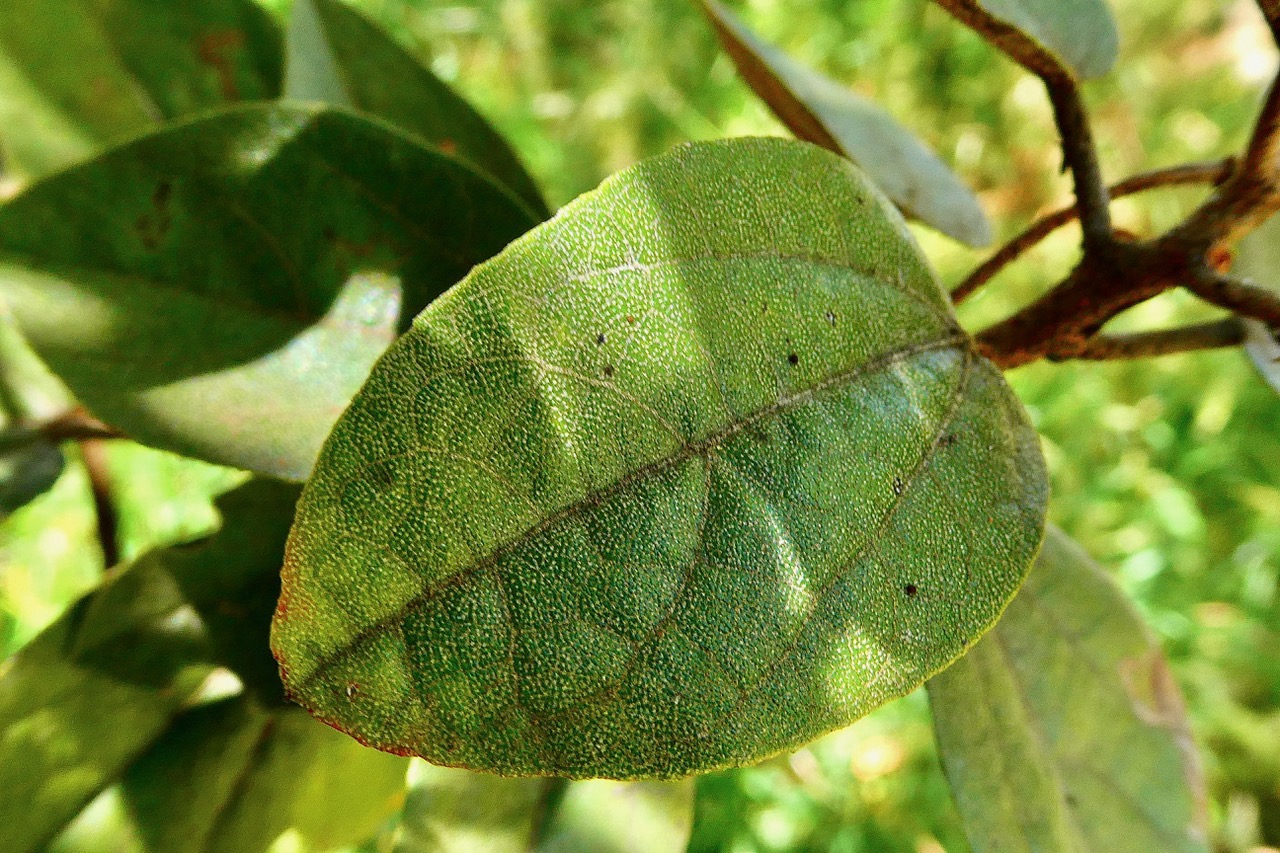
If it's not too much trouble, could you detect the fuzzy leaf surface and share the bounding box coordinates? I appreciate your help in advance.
[284,0,547,218]
[0,105,537,480]
[928,526,1209,853]
[0,0,281,178]
[704,0,991,247]
[274,137,1047,778]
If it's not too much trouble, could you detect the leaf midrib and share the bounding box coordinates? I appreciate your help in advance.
[290,332,971,688]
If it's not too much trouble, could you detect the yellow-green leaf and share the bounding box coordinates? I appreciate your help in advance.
[273,137,1047,778]
[927,526,1209,853]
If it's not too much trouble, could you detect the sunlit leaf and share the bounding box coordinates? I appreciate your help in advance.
[927,526,1209,853]
[0,0,282,179]
[273,137,1048,778]
[703,0,991,248]
[395,763,693,853]
[0,479,299,853]
[1236,214,1280,395]
[283,0,548,218]
[0,105,539,480]
[936,0,1119,80]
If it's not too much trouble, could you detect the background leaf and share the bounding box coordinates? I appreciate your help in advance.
[0,0,282,179]
[927,525,1210,853]
[704,0,991,248]
[283,0,548,218]
[0,104,539,480]
[0,479,300,853]
[395,763,693,853]
[274,137,1047,778]
[939,0,1120,80]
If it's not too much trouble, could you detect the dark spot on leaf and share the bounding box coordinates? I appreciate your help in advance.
[788,353,799,366]
[345,682,359,699]
[371,464,395,488]
[596,333,606,345]
[153,180,172,209]
[323,226,338,242]
[195,30,247,100]
[892,476,904,495]
[603,364,615,379]
[903,583,918,597]
[439,138,458,155]
[761,301,768,314]
[1065,793,1078,807]
[825,310,836,326]
[940,433,960,448]
[626,315,636,324]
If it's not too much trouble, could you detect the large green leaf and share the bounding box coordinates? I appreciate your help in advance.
[0,479,298,853]
[703,0,991,248]
[0,426,64,519]
[273,137,1048,778]
[0,105,539,480]
[927,526,1209,853]
[396,764,693,852]
[937,0,1119,80]
[283,0,547,218]
[0,0,282,179]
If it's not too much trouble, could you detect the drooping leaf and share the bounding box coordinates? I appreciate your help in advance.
[0,105,539,480]
[927,526,1209,853]
[0,426,64,519]
[283,0,548,218]
[935,0,1119,80]
[0,0,282,179]
[1235,213,1280,395]
[395,763,693,853]
[0,479,299,853]
[0,301,74,421]
[703,0,991,248]
[117,697,408,853]
[273,137,1048,779]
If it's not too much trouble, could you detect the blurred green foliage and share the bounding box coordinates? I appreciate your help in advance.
[2,0,1278,850]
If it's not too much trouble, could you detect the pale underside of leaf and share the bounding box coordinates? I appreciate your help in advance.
[704,0,991,248]
[1235,213,1280,395]
[927,526,1209,853]
[0,104,537,480]
[274,137,1047,778]
[965,0,1119,79]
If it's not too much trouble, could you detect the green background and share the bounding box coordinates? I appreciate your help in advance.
[2,0,1278,850]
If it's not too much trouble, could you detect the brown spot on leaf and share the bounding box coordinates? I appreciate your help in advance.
[438,138,458,155]
[903,583,918,597]
[596,333,606,345]
[603,364,615,379]
[788,352,799,366]
[892,476,904,496]
[196,30,247,100]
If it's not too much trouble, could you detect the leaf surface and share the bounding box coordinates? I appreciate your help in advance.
[704,0,990,248]
[284,0,547,218]
[0,479,300,853]
[0,0,282,178]
[396,764,693,852]
[0,427,63,519]
[1236,214,1280,395]
[939,0,1119,79]
[0,105,538,480]
[927,526,1209,853]
[274,137,1047,778]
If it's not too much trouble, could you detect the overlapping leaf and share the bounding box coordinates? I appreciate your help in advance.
[284,0,547,218]
[274,137,1048,778]
[0,0,281,179]
[0,105,539,480]
[703,0,990,248]
[396,764,693,852]
[0,426,63,519]
[0,480,299,853]
[935,0,1119,80]
[927,526,1209,853]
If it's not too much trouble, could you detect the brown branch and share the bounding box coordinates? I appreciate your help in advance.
[1053,318,1246,361]
[79,438,120,568]
[40,409,122,443]
[930,0,1113,252]
[1258,0,1280,45]
[1184,269,1280,328]
[952,159,1233,304]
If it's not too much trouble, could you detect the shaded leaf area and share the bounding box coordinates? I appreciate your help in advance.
[940,0,1119,80]
[49,697,407,853]
[927,526,1209,853]
[0,301,73,421]
[703,0,990,248]
[396,763,692,852]
[0,479,300,853]
[284,0,548,218]
[274,137,1048,778]
[0,427,63,519]
[0,0,281,179]
[0,105,539,480]
[1236,214,1280,396]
